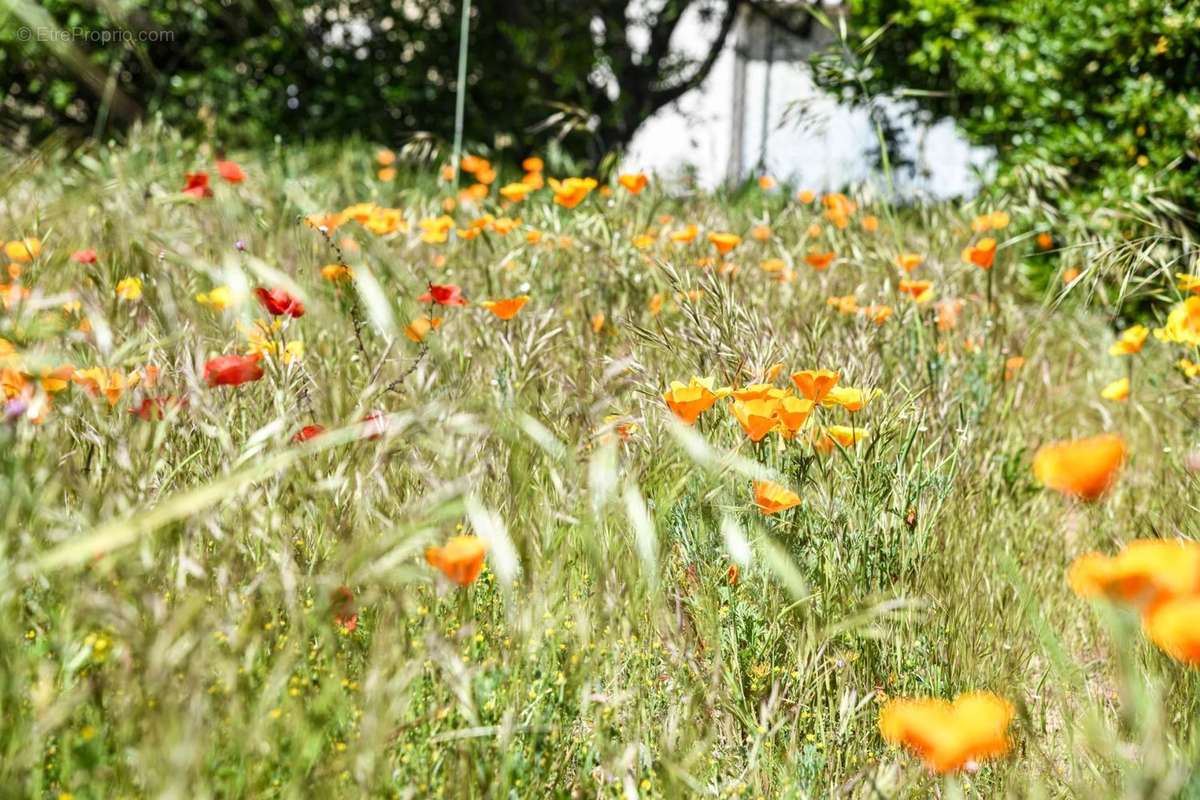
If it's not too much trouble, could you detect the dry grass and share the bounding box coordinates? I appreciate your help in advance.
[1,123,1199,799]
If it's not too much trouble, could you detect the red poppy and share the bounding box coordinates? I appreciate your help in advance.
[182,172,213,199]
[418,283,468,306]
[293,424,325,442]
[71,249,98,265]
[203,353,264,386]
[216,160,246,183]
[255,287,305,318]
[362,411,388,440]
[331,586,357,633]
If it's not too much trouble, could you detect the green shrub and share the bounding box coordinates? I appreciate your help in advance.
[818,0,1199,227]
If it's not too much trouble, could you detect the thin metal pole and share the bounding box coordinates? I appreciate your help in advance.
[758,23,774,170]
[451,0,472,185]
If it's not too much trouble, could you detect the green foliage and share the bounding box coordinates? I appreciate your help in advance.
[0,0,737,162]
[821,0,1200,225]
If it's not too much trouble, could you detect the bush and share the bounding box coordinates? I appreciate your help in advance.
[818,0,1200,227]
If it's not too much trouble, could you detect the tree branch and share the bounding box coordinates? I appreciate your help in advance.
[649,0,743,108]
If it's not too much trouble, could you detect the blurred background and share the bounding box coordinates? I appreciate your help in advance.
[1,0,1196,216]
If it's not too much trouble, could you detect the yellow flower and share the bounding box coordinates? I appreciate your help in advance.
[499,182,533,202]
[418,215,455,244]
[283,340,304,365]
[73,367,139,406]
[5,238,42,262]
[822,386,876,412]
[363,207,406,236]
[1154,297,1200,346]
[196,286,236,311]
[321,264,353,282]
[1175,273,1200,295]
[1100,377,1129,402]
[115,277,143,301]
[1109,324,1148,356]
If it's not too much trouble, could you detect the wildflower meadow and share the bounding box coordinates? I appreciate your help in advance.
[2,125,1198,798]
[2,2,1200,796]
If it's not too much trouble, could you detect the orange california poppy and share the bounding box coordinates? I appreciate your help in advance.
[459,154,488,174]
[898,279,934,303]
[861,215,879,232]
[1032,433,1125,501]
[478,295,529,320]
[618,173,648,194]
[1145,596,1200,665]
[797,189,815,204]
[861,304,893,325]
[1109,325,1148,356]
[425,535,487,586]
[376,148,397,166]
[405,316,443,342]
[775,395,814,438]
[879,692,1014,774]
[522,156,544,173]
[548,177,597,209]
[1069,540,1200,610]
[730,398,780,442]
[670,224,699,244]
[896,253,924,272]
[790,370,839,403]
[757,175,776,190]
[805,251,835,271]
[1004,356,1025,381]
[753,480,801,515]
[1036,232,1053,251]
[729,383,778,402]
[750,225,771,242]
[662,378,726,424]
[963,238,997,270]
[827,295,858,315]
[760,258,786,273]
[762,362,785,383]
[813,425,867,454]
[708,232,741,255]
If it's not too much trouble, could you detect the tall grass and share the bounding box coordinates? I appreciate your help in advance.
[1,121,1198,799]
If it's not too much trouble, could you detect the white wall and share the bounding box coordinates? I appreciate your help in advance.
[621,7,992,199]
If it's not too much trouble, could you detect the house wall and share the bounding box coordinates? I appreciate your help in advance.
[621,4,992,199]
